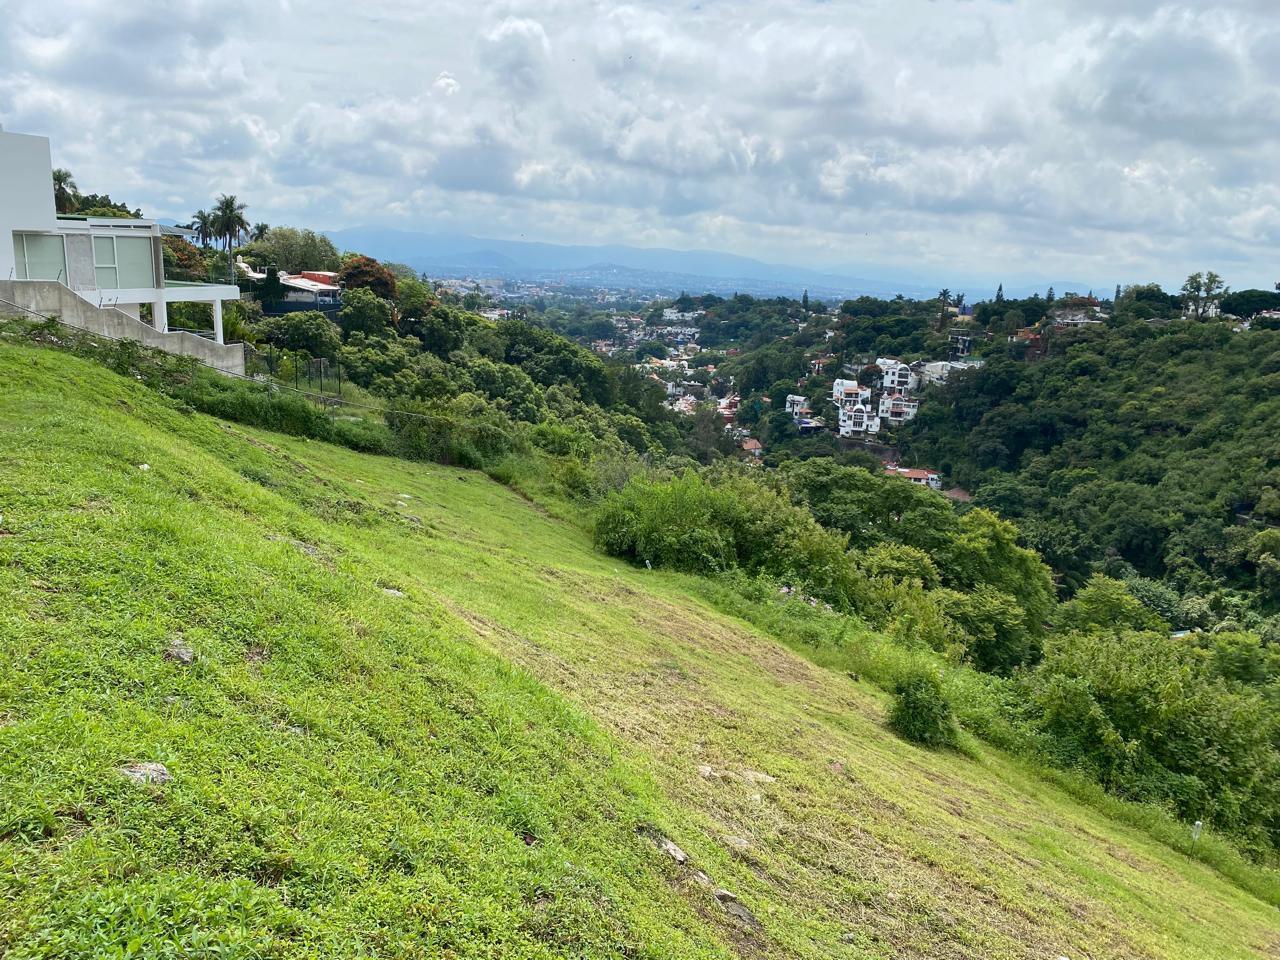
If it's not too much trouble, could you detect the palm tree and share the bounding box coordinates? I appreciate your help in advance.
[52,168,78,214]
[190,209,214,248]
[212,194,249,280]
[250,222,270,242]
[936,288,952,331]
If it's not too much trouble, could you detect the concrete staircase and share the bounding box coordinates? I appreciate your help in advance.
[0,279,245,376]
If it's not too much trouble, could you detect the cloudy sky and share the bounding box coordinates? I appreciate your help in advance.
[2,0,1277,290]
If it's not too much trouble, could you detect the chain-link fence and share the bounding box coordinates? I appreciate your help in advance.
[243,343,348,403]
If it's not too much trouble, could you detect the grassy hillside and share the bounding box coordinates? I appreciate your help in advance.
[1,342,1277,959]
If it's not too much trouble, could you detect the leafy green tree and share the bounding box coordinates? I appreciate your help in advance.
[254,310,342,360]
[1181,271,1227,320]
[73,191,141,217]
[1253,488,1280,524]
[689,404,728,465]
[468,358,545,422]
[338,332,421,392]
[337,287,395,340]
[943,585,1034,674]
[1028,628,1280,849]
[394,277,437,321]
[1221,289,1280,319]
[857,543,941,589]
[241,227,340,273]
[1054,575,1169,634]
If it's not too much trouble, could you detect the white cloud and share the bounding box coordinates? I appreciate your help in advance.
[432,71,460,96]
[2,0,1278,289]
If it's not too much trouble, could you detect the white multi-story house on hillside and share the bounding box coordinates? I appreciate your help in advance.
[878,392,920,425]
[837,401,881,437]
[785,393,812,420]
[876,357,919,393]
[831,377,871,407]
[1,127,243,371]
[830,378,880,437]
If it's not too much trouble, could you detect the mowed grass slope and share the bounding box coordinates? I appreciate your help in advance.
[0,343,1276,959]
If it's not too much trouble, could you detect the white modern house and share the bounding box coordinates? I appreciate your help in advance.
[831,378,871,407]
[0,127,243,372]
[836,400,881,437]
[878,392,920,426]
[785,393,811,417]
[831,378,881,437]
[876,357,920,393]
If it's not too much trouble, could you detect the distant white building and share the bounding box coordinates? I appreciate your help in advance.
[831,378,881,437]
[785,394,813,420]
[837,401,881,437]
[237,258,343,308]
[662,307,703,323]
[920,359,984,386]
[878,392,920,425]
[876,357,920,393]
[831,378,871,407]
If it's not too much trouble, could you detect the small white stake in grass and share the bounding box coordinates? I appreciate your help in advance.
[138,463,150,471]
[1192,820,1203,844]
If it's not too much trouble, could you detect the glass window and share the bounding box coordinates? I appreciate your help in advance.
[13,235,26,279]
[115,237,154,288]
[93,235,118,289]
[17,233,68,282]
[93,236,115,265]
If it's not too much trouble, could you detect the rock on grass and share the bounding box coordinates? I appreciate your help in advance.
[119,762,171,785]
[163,639,196,665]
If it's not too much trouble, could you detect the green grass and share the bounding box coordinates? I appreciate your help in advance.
[1,343,1278,958]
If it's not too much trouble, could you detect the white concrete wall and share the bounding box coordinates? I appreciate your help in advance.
[0,128,58,281]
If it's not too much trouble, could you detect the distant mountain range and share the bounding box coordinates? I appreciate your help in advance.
[323,226,1099,302]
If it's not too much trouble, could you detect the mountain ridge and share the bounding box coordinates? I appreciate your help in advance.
[323,226,1097,301]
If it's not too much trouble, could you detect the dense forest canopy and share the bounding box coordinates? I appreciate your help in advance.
[901,318,1280,627]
